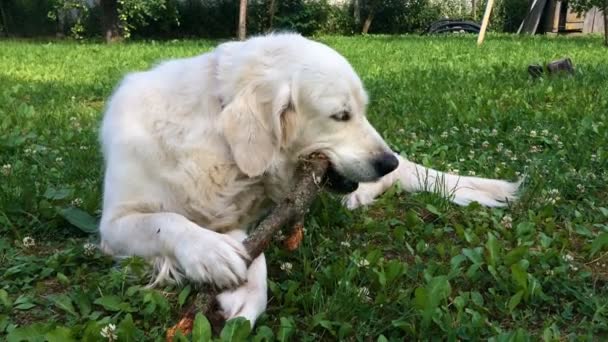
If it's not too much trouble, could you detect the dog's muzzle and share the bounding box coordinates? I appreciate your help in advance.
[324,166,360,194]
[323,153,398,194]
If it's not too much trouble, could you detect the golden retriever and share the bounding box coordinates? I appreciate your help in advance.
[99,33,519,325]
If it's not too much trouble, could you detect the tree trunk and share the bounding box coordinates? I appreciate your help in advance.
[604,2,608,47]
[0,0,9,36]
[354,0,361,26]
[238,0,247,40]
[472,0,476,19]
[268,0,277,31]
[362,13,373,34]
[100,0,121,43]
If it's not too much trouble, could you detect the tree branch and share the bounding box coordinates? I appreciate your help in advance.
[167,153,330,341]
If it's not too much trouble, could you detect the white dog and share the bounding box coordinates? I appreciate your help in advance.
[99,33,519,325]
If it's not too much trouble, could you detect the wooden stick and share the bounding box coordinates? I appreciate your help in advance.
[477,0,494,46]
[166,153,330,341]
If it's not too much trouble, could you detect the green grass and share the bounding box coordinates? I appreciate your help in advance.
[1,34,608,341]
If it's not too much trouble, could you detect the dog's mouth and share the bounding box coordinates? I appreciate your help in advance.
[324,165,359,194]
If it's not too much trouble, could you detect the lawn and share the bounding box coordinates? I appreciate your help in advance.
[1,34,607,341]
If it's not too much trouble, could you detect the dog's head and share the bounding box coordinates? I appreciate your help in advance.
[218,34,398,193]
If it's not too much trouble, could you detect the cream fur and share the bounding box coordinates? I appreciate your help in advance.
[99,32,519,326]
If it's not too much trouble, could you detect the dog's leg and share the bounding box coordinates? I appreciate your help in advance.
[216,229,268,326]
[343,153,521,209]
[99,212,250,288]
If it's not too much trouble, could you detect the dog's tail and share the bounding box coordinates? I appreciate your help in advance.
[343,154,521,209]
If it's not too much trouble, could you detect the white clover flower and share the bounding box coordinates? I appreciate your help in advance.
[340,241,351,248]
[100,323,117,341]
[482,141,490,148]
[55,157,63,163]
[557,141,564,149]
[505,149,513,157]
[355,258,370,268]
[500,215,512,229]
[514,126,523,133]
[496,143,504,152]
[552,134,560,142]
[591,154,597,162]
[459,158,465,162]
[529,145,542,153]
[563,254,574,262]
[22,236,36,248]
[440,131,448,138]
[490,128,498,136]
[529,130,537,138]
[280,262,293,273]
[468,170,476,176]
[410,132,417,139]
[275,230,286,241]
[80,145,89,150]
[83,243,96,256]
[358,287,372,302]
[1,164,11,176]
[71,198,83,207]
[398,128,405,134]
[541,129,549,136]
[24,148,32,155]
[472,128,480,134]
[511,156,518,161]
[515,171,521,177]
[449,169,459,175]
[576,184,586,193]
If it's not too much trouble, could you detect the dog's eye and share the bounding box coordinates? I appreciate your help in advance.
[331,111,350,122]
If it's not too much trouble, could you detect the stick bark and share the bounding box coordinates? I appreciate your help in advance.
[167,153,330,341]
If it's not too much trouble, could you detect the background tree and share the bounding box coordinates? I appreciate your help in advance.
[569,0,608,46]
[100,0,120,43]
[238,0,247,40]
[361,0,382,34]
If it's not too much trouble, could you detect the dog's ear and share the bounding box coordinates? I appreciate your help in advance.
[220,82,294,177]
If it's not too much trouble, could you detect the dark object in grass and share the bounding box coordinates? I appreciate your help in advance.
[166,153,330,341]
[423,19,481,35]
[547,58,574,76]
[528,64,544,78]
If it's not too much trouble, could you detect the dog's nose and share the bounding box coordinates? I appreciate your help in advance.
[372,152,399,177]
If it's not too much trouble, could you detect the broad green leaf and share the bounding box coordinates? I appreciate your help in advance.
[58,207,99,234]
[485,233,501,267]
[94,295,131,312]
[48,294,78,317]
[192,313,212,341]
[45,326,76,342]
[252,325,274,342]
[462,247,484,265]
[14,302,36,310]
[117,313,138,342]
[277,317,295,342]
[220,317,251,342]
[43,187,73,200]
[7,323,52,342]
[377,334,389,342]
[505,246,528,266]
[508,290,524,312]
[591,233,608,256]
[74,291,91,317]
[0,289,10,307]
[420,276,451,327]
[511,263,528,291]
[178,285,191,307]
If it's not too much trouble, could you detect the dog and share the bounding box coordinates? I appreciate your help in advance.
[99,32,519,325]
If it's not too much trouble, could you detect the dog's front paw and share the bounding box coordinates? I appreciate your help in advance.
[175,230,250,288]
[342,185,376,210]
